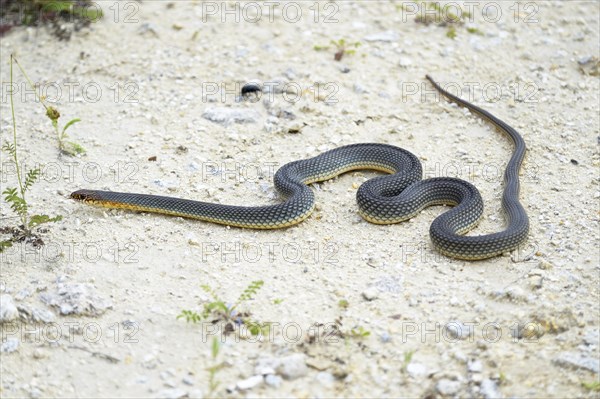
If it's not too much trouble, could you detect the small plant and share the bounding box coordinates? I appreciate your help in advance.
[338,299,349,309]
[1,55,62,252]
[273,298,284,305]
[12,56,85,156]
[178,280,270,337]
[314,39,361,61]
[582,380,600,391]
[0,0,102,38]
[207,337,223,396]
[401,350,415,373]
[403,2,482,39]
[347,325,371,339]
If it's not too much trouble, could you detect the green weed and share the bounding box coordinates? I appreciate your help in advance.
[582,381,600,391]
[314,38,361,61]
[348,325,371,339]
[403,2,483,39]
[207,337,223,395]
[401,350,415,373]
[0,1,102,38]
[12,56,85,156]
[1,55,62,252]
[178,280,270,337]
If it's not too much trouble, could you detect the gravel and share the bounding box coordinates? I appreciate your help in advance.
[553,352,600,373]
[202,107,261,125]
[0,294,18,323]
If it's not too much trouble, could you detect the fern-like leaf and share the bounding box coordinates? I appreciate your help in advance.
[177,309,202,323]
[3,187,27,217]
[2,142,16,156]
[236,280,264,306]
[201,284,221,302]
[28,214,63,228]
[24,168,40,192]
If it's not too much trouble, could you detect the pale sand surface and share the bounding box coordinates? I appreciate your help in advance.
[1,1,599,397]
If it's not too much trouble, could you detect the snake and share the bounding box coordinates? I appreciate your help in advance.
[70,75,529,260]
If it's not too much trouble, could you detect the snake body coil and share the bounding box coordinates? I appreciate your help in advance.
[71,76,529,260]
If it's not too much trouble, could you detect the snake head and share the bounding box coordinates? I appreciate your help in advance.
[70,190,101,203]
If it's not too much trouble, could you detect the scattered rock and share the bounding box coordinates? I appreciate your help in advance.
[578,55,599,76]
[361,287,379,301]
[15,289,31,301]
[512,321,545,340]
[553,352,599,373]
[445,320,473,340]
[406,362,427,378]
[380,332,392,343]
[504,286,528,302]
[353,83,368,94]
[0,294,18,323]
[39,282,112,316]
[32,348,47,359]
[265,374,282,388]
[31,307,56,323]
[528,275,543,290]
[202,107,261,126]
[530,309,577,335]
[156,388,187,399]
[364,30,398,42]
[286,122,305,134]
[277,354,308,380]
[583,329,599,346]
[399,58,413,67]
[255,357,280,375]
[467,359,483,373]
[1,338,19,353]
[480,378,502,399]
[315,371,335,387]
[241,82,262,96]
[436,378,461,395]
[236,375,263,390]
[306,357,333,371]
[142,353,158,369]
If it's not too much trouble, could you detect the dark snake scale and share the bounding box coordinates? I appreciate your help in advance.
[71,75,529,260]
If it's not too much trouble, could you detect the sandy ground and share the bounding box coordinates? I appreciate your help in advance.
[1,1,599,398]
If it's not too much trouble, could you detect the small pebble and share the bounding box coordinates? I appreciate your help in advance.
[156,388,187,399]
[364,30,399,42]
[553,352,599,373]
[0,295,18,323]
[480,378,502,399]
[467,359,483,373]
[316,371,335,387]
[406,362,427,378]
[277,354,308,380]
[265,374,282,388]
[202,107,261,126]
[445,321,473,340]
[236,375,263,390]
[362,287,379,301]
[436,379,461,395]
[1,338,19,353]
[241,83,262,96]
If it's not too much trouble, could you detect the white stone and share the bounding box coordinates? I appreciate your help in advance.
[236,375,263,390]
[0,295,18,323]
[277,354,308,380]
